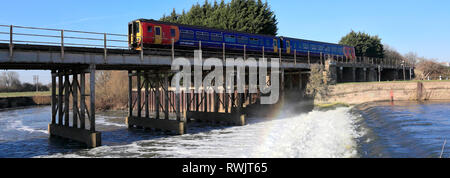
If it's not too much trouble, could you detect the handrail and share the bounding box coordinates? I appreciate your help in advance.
[0,24,412,67]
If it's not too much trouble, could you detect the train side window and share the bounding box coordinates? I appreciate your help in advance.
[265,39,271,46]
[170,29,176,37]
[211,33,223,41]
[249,37,259,45]
[259,38,264,46]
[303,43,309,50]
[225,35,236,43]
[181,30,194,39]
[135,22,139,33]
[237,36,248,44]
[147,26,153,33]
[196,31,209,41]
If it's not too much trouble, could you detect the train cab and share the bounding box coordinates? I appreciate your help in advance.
[128,19,180,50]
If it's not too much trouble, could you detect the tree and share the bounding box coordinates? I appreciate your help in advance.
[404,51,418,66]
[0,71,21,92]
[384,44,405,63]
[339,30,384,58]
[306,64,330,100]
[95,71,128,110]
[415,58,447,80]
[160,0,278,36]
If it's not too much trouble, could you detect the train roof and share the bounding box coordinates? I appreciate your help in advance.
[134,19,277,38]
[133,19,354,48]
[279,36,353,48]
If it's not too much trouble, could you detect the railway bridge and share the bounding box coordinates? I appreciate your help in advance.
[0,25,413,147]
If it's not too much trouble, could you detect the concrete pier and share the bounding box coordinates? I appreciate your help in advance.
[48,124,101,148]
[186,111,245,126]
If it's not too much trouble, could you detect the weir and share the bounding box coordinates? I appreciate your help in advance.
[0,24,413,147]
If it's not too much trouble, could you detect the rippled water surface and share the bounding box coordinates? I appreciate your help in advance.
[0,100,449,158]
[355,101,450,158]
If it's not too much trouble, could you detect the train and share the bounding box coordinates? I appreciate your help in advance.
[128,19,356,59]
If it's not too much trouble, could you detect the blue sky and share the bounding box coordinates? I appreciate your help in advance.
[1,0,449,84]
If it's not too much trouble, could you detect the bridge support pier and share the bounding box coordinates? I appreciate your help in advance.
[126,70,186,134]
[48,64,100,148]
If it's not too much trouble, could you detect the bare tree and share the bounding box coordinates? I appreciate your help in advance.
[0,73,6,88]
[404,52,419,66]
[415,59,447,80]
[384,45,404,63]
[0,71,21,92]
[306,64,330,100]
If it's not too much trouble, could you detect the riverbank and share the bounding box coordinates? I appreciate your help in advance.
[0,95,51,109]
[0,91,51,98]
[315,81,450,106]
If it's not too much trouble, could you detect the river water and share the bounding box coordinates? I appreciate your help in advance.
[0,101,449,158]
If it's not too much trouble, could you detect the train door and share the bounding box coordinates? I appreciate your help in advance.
[273,39,278,53]
[286,40,291,54]
[154,26,162,44]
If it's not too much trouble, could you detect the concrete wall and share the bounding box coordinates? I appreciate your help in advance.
[315,81,450,105]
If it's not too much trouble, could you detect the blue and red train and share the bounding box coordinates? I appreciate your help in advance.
[128,19,356,59]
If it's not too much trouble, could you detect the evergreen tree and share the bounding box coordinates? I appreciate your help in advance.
[339,30,384,58]
[160,0,278,36]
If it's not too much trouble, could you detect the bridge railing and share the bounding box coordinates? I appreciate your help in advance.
[332,55,413,68]
[0,24,413,68]
[0,24,129,59]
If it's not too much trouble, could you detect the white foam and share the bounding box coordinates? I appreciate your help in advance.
[17,125,48,134]
[96,116,127,127]
[39,107,364,158]
[8,119,48,134]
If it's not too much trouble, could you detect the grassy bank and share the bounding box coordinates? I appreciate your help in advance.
[0,91,51,98]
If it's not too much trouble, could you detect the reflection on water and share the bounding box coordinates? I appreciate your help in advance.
[0,100,449,158]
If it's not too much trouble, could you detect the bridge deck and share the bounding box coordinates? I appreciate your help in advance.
[0,43,315,70]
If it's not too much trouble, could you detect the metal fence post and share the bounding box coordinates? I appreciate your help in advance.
[279,48,282,65]
[171,38,175,63]
[262,46,265,59]
[294,49,296,66]
[244,45,246,60]
[9,25,13,57]
[104,33,107,60]
[307,51,310,64]
[60,30,64,59]
[140,35,144,61]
